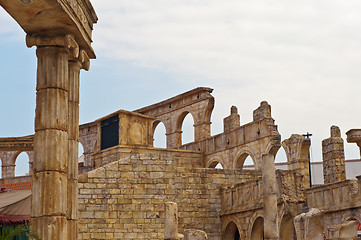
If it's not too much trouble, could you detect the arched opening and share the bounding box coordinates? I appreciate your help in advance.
[274,147,288,170]
[250,217,264,240]
[223,221,241,240]
[153,121,167,148]
[279,213,296,240]
[78,142,85,163]
[178,112,195,145]
[208,161,224,169]
[236,153,255,169]
[15,152,29,176]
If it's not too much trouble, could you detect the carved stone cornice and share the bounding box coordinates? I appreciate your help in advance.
[1,0,97,58]
[0,135,34,151]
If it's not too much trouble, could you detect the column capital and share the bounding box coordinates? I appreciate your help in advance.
[79,49,90,71]
[26,34,79,60]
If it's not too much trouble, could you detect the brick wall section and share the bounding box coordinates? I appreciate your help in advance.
[78,153,259,240]
[0,181,32,191]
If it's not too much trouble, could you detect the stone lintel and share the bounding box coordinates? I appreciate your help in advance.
[1,0,97,58]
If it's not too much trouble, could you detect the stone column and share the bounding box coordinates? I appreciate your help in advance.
[194,121,211,142]
[166,131,182,148]
[1,164,15,178]
[26,151,34,175]
[322,126,346,184]
[282,135,311,190]
[67,50,88,239]
[27,34,79,240]
[0,151,20,178]
[262,154,278,240]
[165,202,180,240]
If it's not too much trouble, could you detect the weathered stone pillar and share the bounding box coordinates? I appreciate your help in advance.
[194,121,211,142]
[1,164,15,178]
[322,126,346,184]
[26,151,34,175]
[27,34,79,240]
[67,49,88,239]
[165,202,182,240]
[282,135,311,190]
[184,229,208,240]
[223,106,240,132]
[0,151,19,178]
[166,131,182,148]
[262,154,278,240]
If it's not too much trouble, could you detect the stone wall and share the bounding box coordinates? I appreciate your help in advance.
[78,153,259,239]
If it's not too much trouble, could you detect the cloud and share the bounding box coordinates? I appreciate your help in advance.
[1,1,359,161]
[89,0,361,161]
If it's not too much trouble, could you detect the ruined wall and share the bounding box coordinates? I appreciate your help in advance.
[90,145,204,169]
[78,153,259,240]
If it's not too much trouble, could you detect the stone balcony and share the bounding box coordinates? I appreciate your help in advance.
[220,169,297,215]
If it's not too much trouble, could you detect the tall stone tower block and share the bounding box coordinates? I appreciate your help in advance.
[322,126,346,184]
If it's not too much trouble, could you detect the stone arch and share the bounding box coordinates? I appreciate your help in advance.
[279,212,296,240]
[152,120,167,148]
[250,217,264,240]
[274,146,288,165]
[177,111,195,144]
[248,211,264,239]
[206,158,225,169]
[234,147,257,169]
[222,219,241,240]
[265,140,281,158]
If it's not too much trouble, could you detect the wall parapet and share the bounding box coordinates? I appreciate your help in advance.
[305,179,361,212]
[220,169,297,216]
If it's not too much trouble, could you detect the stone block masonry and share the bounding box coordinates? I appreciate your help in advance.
[78,153,258,239]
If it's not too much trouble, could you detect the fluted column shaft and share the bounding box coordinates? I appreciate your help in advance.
[32,45,69,240]
[67,60,81,239]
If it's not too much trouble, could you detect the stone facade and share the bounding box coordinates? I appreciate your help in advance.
[1,1,361,238]
[0,85,360,239]
[77,153,257,239]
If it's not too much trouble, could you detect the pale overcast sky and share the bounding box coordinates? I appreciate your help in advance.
[1,1,361,175]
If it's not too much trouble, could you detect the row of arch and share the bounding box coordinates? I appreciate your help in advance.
[206,147,288,170]
[223,210,361,240]
[153,111,195,148]
[0,144,85,179]
[223,212,295,240]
